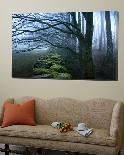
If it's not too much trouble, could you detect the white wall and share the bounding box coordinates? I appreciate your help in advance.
[0,0,124,102]
[0,0,124,153]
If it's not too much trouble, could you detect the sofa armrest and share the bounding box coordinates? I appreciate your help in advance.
[110,102,124,148]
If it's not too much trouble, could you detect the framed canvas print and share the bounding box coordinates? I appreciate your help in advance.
[12,11,119,80]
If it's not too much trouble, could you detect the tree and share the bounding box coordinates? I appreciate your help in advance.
[99,11,106,51]
[114,11,119,52]
[105,11,113,61]
[82,12,95,78]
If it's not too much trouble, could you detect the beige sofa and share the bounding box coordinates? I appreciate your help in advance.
[0,97,123,155]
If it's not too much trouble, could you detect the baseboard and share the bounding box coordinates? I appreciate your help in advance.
[120,149,124,155]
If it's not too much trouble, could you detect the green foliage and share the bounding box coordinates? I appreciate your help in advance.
[56,49,83,79]
[50,64,68,73]
[56,73,72,79]
[50,71,59,79]
[33,68,50,75]
[33,52,71,79]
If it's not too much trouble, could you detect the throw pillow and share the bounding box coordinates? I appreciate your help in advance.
[1,99,36,127]
[0,98,14,126]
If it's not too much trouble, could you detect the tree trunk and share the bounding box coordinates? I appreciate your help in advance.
[70,12,77,52]
[82,12,95,79]
[82,12,85,35]
[115,11,119,51]
[66,13,72,39]
[78,12,81,30]
[105,11,113,62]
[99,11,105,51]
[76,12,81,53]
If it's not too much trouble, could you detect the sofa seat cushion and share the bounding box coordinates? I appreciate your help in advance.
[0,125,116,147]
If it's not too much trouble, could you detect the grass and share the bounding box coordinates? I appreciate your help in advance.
[12,50,47,78]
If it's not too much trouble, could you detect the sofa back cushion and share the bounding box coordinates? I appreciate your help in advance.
[45,98,115,130]
[14,97,116,130]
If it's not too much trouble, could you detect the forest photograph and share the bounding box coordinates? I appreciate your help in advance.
[12,11,119,80]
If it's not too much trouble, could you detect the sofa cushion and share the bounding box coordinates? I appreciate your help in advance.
[0,125,116,147]
[0,98,14,125]
[1,99,36,127]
